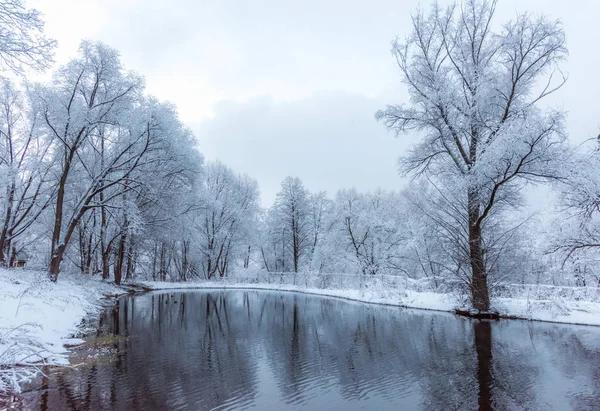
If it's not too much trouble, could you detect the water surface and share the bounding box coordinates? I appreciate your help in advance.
[22,290,600,410]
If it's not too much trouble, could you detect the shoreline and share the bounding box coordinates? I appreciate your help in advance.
[135,282,600,328]
[2,272,600,403]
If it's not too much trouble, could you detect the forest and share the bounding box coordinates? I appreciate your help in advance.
[0,0,599,314]
[2,0,600,406]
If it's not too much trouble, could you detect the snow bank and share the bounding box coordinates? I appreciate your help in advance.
[0,269,123,393]
[2,268,599,395]
[138,276,600,327]
[137,281,458,312]
[494,297,600,326]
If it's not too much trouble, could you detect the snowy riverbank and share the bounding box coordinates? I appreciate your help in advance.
[0,269,124,394]
[2,269,600,395]
[137,277,600,327]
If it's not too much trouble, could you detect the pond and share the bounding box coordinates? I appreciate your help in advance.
[21,290,600,410]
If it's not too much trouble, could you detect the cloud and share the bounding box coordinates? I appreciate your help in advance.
[192,91,412,205]
[28,0,600,205]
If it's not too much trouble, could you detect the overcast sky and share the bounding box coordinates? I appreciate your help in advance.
[29,0,600,205]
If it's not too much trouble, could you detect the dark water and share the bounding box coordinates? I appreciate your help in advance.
[21,290,600,410]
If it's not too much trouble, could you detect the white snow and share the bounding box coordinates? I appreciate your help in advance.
[137,281,458,312]
[2,268,600,395]
[137,275,600,326]
[0,268,123,393]
[494,297,600,326]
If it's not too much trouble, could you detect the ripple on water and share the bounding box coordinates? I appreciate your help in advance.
[18,290,600,411]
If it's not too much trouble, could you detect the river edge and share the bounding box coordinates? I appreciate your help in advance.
[0,270,148,408]
[134,282,600,327]
[2,276,600,407]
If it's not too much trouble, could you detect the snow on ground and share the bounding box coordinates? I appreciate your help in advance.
[137,277,600,326]
[0,268,123,393]
[137,281,458,312]
[494,297,600,326]
[2,268,599,395]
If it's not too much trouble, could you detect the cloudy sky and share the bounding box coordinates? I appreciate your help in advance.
[29,0,600,205]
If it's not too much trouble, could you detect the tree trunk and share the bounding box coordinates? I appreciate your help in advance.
[85,228,94,274]
[125,237,135,281]
[77,223,87,274]
[0,237,6,267]
[468,188,490,311]
[292,214,299,273]
[244,246,251,269]
[100,219,110,279]
[8,246,16,268]
[114,233,126,285]
[0,182,15,266]
[48,146,75,282]
[4,238,12,266]
[49,244,66,282]
[180,240,188,281]
[152,241,158,281]
[102,250,111,280]
[159,242,166,281]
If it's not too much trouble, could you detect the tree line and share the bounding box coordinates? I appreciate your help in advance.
[1,0,600,312]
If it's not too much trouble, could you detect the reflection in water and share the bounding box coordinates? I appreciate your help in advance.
[474,321,492,411]
[21,290,600,410]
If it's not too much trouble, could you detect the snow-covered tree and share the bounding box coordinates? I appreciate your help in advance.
[0,0,56,72]
[376,0,568,311]
[197,161,260,279]
[37,41,153,281]
[263,177,312,273]
[305,191,333,271]
[331,189,408,276]
[128,101,203,282]
[0,78,54,266]
[544,138,600,286]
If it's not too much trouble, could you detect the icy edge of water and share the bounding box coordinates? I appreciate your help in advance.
[137,280,600,327]
[0,268,127,394]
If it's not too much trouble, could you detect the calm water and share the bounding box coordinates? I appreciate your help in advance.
[21,290,600,410]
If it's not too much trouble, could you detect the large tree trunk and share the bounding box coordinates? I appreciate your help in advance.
[468,188,490,311]
[49,244,66,282]
[48,146,75,282]
[8,246,16,268]
[49,188,66,280]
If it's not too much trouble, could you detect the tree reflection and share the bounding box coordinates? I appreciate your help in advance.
[474,321,493,411]
[21,290,600,411]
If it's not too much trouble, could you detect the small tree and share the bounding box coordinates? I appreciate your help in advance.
[334,188,408,276]
[267,177,312,273]
[197,161,260,279]
[377,0,568,311]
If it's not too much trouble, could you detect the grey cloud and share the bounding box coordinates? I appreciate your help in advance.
[30,0,600,203]
[192,91,411,206]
